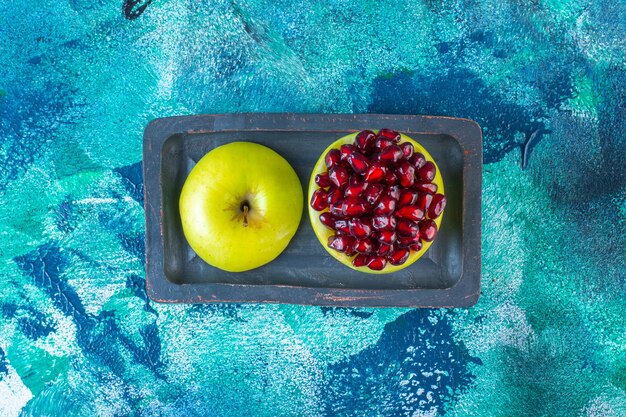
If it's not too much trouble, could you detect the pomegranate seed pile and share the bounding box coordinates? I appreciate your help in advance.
[311,129,446,271]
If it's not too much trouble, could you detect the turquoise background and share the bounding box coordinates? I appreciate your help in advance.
[1,0,625,415]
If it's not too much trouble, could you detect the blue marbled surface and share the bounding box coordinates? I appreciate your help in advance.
[1,0,625,416]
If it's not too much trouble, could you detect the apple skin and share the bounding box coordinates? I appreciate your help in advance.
[308,132,445,274]
[180,142,303,272]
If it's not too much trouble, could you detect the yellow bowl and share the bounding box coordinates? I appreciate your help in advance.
[308,131,445,274]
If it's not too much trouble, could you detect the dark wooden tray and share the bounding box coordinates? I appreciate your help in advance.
[143,113,482,307]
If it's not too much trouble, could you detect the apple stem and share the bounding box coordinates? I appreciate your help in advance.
[242,204,249,227]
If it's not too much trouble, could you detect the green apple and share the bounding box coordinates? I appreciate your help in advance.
[179,142,303,272]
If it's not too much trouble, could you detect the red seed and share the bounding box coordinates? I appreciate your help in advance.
[388,248,410,265]
[420,219,438,242]
[342,198,368,217]
[377,128,401,142]
[367,256,387,271]
[344,179,368,198]
[340,144,357,161]
[410,153,426,169]
[374,196,397,215]
[397,234,421,248]
[385,185,401,200]
[327,188,342,205]
[396,219,419,238]
[364,163,387,182]
[398,189,418,207]
[376,229,397,245]
[328,235,354,252]
[310,188,329,211]
[325,149,341,170]
[334,219,351,234]
[414,181,438,194]
[385,170,398,185]
[374,138,395,150]
[378,145,403,164]
[319,212,337,229]
[344,246,357,257]
[417,161,436,182]
[376,243,393,256]
[416,193,434,213]
[347,152,371,174]
[396,205,425,221]
[397,161,416,188]
[428,194,446,219]
[315,172,333,188]
[364,183,385,204]
[410,240,423,252]
[352,253,368,267]
[348,218,372,239]
[353,238,374,254]
[400,142,414,159]
[329,165,349,188]
[355,130,376,152]
[329,204,344,217]
[371,215,396,230]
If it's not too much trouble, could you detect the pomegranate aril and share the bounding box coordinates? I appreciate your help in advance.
[364,183,385,205]
[327,235,354,252]
[347,152,370,174]
[348,218,372,239]
[388,248,410,266]
[319,212,337,229]
[374,196,397,215]
[327,188,342,205]
[420,219,438,242]
[364,163,387,183]
[376,229,397,245]
[374,138,395,150]
[410,240,423,252]
[397,234,420,248]
[400,142,414,159]
[414,181,438,194]
[409,153,426,169]
[355,130,376,152]
[385,185,401,200]
[385,170,398,185]
[334,219,351,234]
[371,215,396,230]
[397,161,416,188]
[378,128,401,143]
[367,256,387,271]
[342,198,368,217]
[329,165,349,189]
[378,145,403,164]
[325,149,341,170]
[416,193,434,213]
[352,254,368,267]
[353,238,374,254]
[417,161,436,182]
[344,179,368,198]
[428,194,446,219]
[398,189,418,207]
[329,204,344,217]
[340,144,356,161]
[315,173,333,188]
[396,219,419,238]
[376,243,393,256]
[310,188,329,211]
[396,205,425,221]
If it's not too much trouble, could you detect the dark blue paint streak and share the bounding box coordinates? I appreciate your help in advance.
[325,309,480,416]
[0,347,8,378]
[320,307,374,319]
[114,162,144,204]
[126,274,156,315]
[1,303,56,341]
[14,243,166,381]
